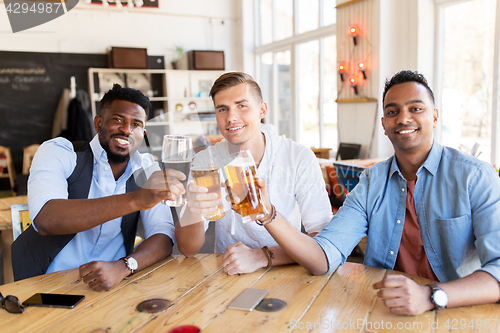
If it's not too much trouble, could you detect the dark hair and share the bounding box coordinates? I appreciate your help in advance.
[99,84,151,117]
[382,70,435,105]
[209,72,263,102]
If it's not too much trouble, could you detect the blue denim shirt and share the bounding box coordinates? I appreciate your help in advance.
[28,136,175,273]
[314,141,500,282]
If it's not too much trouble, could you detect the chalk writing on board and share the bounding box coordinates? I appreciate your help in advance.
[0,67,51,91]
[0,67,46,75]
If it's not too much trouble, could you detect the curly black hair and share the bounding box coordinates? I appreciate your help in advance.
[382,70,434,105]
[99,83,151,117]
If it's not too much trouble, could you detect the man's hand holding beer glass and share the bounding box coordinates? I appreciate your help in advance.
[222,177,275,275]
[133,169,186,211]
[184,183,223,220]
[175,178,223,258]
[175,155,227,257]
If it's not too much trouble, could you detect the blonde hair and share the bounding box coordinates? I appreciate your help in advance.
[209,72,263,102]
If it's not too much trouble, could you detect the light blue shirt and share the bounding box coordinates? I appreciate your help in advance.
[314,141,500,282]
[28,135,174,273]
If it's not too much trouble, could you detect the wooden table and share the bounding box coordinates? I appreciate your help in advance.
[0,195,27,284]
[1,254,498,332]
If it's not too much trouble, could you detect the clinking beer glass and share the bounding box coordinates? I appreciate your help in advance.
[224,150,268,223]
[191,167,226,221]
[162,135,193,207]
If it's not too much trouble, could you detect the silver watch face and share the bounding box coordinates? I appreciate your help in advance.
[433,289,448,307]
[127,257,138,270]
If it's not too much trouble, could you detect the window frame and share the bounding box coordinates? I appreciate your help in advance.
[254,0,336,147]
[435,0,500,165]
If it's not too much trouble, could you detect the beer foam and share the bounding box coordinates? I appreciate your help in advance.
[191,166,217,171]
[226,157,254,167]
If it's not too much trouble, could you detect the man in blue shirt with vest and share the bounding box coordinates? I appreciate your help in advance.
[260,70,500,315]
[12,84,185,291]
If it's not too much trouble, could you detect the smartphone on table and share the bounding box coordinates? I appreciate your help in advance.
[22,293,85,309]
[227,288,268,311]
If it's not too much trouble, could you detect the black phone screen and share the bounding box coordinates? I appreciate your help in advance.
[22,293,85,309]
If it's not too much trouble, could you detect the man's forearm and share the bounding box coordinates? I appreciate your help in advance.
[130,233,173,271]
[265,216,329,275]
[175,217,205,257]
[34,193,140,235]
[439,270,500,308]
[266,232,319,267]
[78,233,173,292]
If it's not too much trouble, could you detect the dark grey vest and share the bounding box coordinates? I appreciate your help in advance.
[11,141,145,281]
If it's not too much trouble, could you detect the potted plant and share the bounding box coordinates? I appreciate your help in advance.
[171,46,184,69]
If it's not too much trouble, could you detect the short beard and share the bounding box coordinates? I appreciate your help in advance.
[100,139,130,164]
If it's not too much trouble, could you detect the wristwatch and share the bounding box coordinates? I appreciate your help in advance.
[428,284,448,309]
[121,256,138,276]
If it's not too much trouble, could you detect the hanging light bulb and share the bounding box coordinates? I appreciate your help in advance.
[350,26,358,46]
[358,62,367,80]
[338,64,346,82]
[350,77,358,95]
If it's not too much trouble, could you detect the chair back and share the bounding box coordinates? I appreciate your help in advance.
[336,143,362,160]
[11,203,31,241]
[0,146,16,194]
[22,144,40,175]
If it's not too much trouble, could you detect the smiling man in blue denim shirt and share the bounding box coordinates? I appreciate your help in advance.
[262,70,500,315]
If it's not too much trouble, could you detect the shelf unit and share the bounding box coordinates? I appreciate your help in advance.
[88,68,224,159]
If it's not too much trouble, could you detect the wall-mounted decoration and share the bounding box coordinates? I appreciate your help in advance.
[336,0,376,103]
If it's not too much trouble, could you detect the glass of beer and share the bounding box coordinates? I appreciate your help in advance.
[161,135,193,207]
[191,167,226,221]
[224,150,268,223]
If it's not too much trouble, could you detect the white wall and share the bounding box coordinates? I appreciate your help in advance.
[0,0,243,70]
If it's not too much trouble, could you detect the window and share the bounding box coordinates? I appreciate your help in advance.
[276,0,293,41]
[323,35,338,148]
[255,0,337,149]
[299,41,320,147]
[260,0,273,46]
[298,0,319,34]
[277,50,292,139]
[438,0,496,163]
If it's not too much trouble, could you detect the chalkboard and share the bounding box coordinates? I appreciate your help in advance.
[0,51,107,174]
[0,51,163,175]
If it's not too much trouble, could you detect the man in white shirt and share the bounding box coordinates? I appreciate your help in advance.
[13,84,185,291]
[175,72,332,275]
